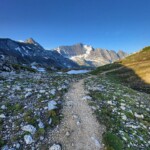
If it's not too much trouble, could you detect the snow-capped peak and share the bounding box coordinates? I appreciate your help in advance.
[83,45,93,55]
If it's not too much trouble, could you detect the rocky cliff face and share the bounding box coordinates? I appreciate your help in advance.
[0,38,79,71]
[55,44,128,67]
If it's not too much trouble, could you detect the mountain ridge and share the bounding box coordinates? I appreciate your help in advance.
[0,37,127,71]
[54,43,127,67]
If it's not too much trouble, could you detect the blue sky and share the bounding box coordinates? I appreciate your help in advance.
[0,0,150,53]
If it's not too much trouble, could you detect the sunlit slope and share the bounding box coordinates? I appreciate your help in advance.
[91,46,150,93]
[120,46,150,83]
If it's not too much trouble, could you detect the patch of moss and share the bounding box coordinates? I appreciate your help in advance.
[34,128,45,139]
[23,110,37,126]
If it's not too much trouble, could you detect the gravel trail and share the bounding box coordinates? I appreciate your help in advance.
[49,79,105,150]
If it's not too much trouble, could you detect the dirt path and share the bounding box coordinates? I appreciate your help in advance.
[49,79,105,150]
[100,66,124,75]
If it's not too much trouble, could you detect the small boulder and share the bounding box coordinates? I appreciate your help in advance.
[82,96,92,101]
[1,105,7,110]
[25,92,32,98]
[48,118,52,124]
[21,125,36,134]
[38,121,44,128]
[1,145,9,150]
[48,100,57,110]
[24,135,33,144]
[49,144,61,150]
[50,89,56,95]
[0,114,6,118]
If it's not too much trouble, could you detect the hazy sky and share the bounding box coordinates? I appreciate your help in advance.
[0,0,150,53]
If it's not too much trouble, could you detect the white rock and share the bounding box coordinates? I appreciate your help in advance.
[39,90,46,93]
[24,135,33,144]
[25,92,32,98]
[21,125,36,134]
[134,112,144,119]
[38,121,44,128]
[1,145,9,150]
[48,100,57,110]
[120,106,126,110]
[16,143,20,149]
[50,89,56,95]
[40,136,44,141]
[107,101,113,105]
[122,115,127,120]
[66,131,70,136]
[25,88,32,92]
[1,105,6,110]
[82,96,92,101]
[77,121,80,126]
[49,144,61,150]
[0,114,6,118]
[91,137,101,148]
[122,137,127,141]
[49,118,52,124]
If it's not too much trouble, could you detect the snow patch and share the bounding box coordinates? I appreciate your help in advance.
[15,47,21,53]
[26,46,32,49]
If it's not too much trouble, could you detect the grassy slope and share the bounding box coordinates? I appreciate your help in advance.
[87,47,150,149]
[91,46,150,93]
[85,77,150,150]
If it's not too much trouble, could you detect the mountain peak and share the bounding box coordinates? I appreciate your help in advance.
[24,38,44,50]
[25,38,36,44]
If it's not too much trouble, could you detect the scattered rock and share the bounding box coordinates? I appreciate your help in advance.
[25,92,32,98]
[21,125,36,134]
[82,96,92,101]
[0,114,6,118]
[134,112,144,119]
[24,135,34,144]
[91,137,101,148]
[1,105,6,110]
[48,100,57,110]
[40,136,44,141]
[49,144,61,150]
[48,118,52,124]
[76,121,81,126]
[1,145,9,150]
[38,121,44,128]
[50,89,56,95]
[65,131,70,137]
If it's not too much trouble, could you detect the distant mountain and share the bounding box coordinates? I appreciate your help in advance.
[0,38,79,71]
[54,43,127,67]
[0,38,128,72]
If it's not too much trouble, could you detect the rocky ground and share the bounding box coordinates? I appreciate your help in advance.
[0,70,150,150]
[0,71,85,150]
[85,76,150,150]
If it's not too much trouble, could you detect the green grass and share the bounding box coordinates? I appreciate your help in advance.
[85,77,150,150]
[90,63,122,75]
[12,64,36,72]
[103,132,124,150]
[34,128,45,139]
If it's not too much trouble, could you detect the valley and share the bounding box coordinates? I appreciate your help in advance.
[0,41,149,150]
